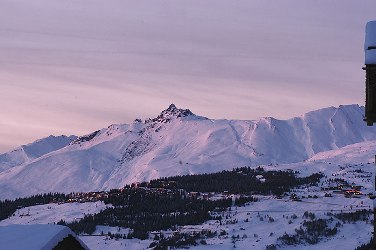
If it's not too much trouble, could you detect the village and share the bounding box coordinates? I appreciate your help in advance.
[63,185,227,204]
[54,175,368,207]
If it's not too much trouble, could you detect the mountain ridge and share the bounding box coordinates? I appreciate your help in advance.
[0,135,76,172]
[0,104,374,199]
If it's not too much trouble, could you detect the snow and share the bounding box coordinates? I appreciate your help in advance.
[0,135,76,172]
[365,49,376,65]
[0,202,150,249]
[0,142,374,249]
[0,104,375,199]
[78,194,372,249]
[0,224,89,250]
[81,234,153,250]
[0,195,371,250]
[365,20,376,64]
[0,201,109,226]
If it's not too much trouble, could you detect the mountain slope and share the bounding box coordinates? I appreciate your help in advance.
[0,104,375,199]
[0,135,76,172]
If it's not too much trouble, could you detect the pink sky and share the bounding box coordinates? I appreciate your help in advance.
[0,0,375,153]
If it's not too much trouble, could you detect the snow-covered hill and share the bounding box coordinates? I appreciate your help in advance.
[1,152,373,250]
[0,104,375,199]
[0,135,76,172]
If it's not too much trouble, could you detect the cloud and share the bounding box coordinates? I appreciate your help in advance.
[0,0,375,152]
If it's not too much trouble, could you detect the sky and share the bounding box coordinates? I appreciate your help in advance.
[0,0,375,153]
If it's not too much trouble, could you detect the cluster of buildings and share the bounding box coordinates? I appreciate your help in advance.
[322,184,364,198]
[66,191,110,203]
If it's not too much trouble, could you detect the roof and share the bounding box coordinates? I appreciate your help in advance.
[365,20,376,64]
[0,224,88,250]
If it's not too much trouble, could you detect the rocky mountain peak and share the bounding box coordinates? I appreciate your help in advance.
[162,104,194,117]
[147,104,195,124]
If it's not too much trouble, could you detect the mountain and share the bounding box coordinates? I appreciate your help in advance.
[0,104,375,199]
[0,135,76,172]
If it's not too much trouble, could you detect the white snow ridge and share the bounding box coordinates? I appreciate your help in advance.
[0,104,374,200]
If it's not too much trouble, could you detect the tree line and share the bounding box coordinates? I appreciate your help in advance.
[143,166,323,195]
[0,193,66,221]
[59,188,232,236]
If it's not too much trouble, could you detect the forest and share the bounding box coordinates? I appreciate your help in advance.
[58,167,323,242]
[142,166,323,195]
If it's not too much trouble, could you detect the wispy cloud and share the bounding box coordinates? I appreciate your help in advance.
[0,0,374,152]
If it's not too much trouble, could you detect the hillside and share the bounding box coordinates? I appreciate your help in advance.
[1,146,373,250]
[0,104,374,199]
[0,135,76,172]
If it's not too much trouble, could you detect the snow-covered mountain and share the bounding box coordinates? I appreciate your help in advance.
[0,135,76,172]
[0,104,375,199]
